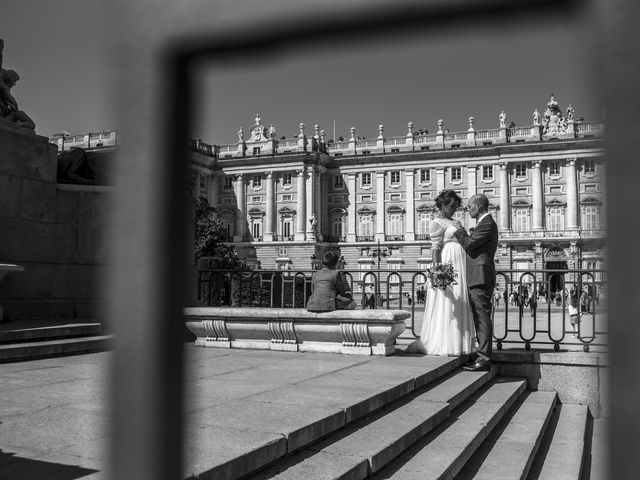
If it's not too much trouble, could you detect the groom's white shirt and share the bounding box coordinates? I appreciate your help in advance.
[476,212,490,225]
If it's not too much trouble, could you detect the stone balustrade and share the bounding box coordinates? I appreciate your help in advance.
[188,121,604,160]
[183,307,409,356]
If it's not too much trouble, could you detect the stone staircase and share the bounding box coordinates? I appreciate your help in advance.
[188,356,600,480]
[0,318,113,362]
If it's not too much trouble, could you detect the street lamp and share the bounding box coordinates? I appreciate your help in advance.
[310,254,318,270]
[364,240,390,307]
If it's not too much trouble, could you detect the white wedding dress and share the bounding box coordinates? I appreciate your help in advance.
[407,217,476,356]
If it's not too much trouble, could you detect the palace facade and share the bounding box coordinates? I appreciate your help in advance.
[192,96,606,295]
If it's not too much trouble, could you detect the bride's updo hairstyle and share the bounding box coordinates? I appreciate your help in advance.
[435,189,462,211]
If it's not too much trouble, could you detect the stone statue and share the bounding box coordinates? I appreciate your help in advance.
[532,109,540,126]
[309,213,318,235]
[566,104,574,121]
[499,111,507,128]
[543,94,565,134]
[0,40,35,130]
[268,124,276,139]
[237,127,244,142]
[254,113,261,125]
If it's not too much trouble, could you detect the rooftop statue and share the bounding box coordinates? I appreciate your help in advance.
[0,39,36,131]
[542,93,566,135]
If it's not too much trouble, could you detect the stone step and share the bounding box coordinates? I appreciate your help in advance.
[0,322,102,343]
[183,355,465,480]
[369,376,527,480]
[0,335,114,362]
[249,368,497,480]
[586,417,608,480]
[537,404,589,480]
[461,390,557,480]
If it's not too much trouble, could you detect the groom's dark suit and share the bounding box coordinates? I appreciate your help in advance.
[454,214,499,362]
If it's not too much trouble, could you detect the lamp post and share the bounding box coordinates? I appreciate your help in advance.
[365,240,390,307]
[310,254,319,270]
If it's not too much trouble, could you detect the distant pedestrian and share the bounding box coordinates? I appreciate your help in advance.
[568,290,580,337]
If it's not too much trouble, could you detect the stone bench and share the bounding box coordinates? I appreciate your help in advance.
[183,307,409,356]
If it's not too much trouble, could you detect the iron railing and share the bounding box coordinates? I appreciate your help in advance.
[196,267,607,352]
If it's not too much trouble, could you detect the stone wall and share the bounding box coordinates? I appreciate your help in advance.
[0,122,112,321]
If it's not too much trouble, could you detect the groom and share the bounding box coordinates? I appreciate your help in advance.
[452,194,499,371]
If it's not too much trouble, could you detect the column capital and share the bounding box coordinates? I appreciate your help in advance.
[264,170,274,178]
[532,160,542,168]
[376,170,386,178]
[499,162,509,170]
[347,172,357,180]
[235,173,244,180]
[405,168,416,175]
[565,157,578,166]
[296,167,305,176]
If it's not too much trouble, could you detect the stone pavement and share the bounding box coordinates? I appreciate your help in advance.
[0,345,453,479]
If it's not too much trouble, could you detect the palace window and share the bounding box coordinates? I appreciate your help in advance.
[389,193,401,201]
[582,205,600,230]
[252,175,262,189]
[549,161,561,176]
[334,174,344,188]
[361,172,372,187]
[584,159,596,174]
[388,213,403,236]
[282,173,292,186]
[361,195,372,203]
[482,165,493,180]
[513,207,530,232]
[515,163,527,178]
[251,196,262,203]
[547,206,565,231]
[281,218,293,238]
[451,167,461,182]
[420,169,431,184]
[281,194,292,201]
[390,171,401,185]
[418,211,432,236]
[251,220,262,240]
[252,146,261,155]
[359,214,374,237]
[332,215,345,238]
[223,177,233,190]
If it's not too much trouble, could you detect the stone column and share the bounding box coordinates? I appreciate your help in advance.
[347,173,357,242]
[264,171,275,241]
[467,165,478,198]
[306,167,317,240]
[499,163,510,231]
[233,173,246,242]
[295,168,306,240]
[565,157,579,230]
[436,167,445,193]
[376,171,385,241]
[208,174,219,219]
[405,169,415,241]
[531,160,544,231]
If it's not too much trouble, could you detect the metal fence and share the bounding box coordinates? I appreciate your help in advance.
[196,267,607,352]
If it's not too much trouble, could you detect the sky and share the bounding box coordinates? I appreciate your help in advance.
[2,2,604,143]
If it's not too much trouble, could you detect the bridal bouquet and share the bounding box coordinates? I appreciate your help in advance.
[426,262,458,290]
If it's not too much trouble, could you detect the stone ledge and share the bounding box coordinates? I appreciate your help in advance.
[183,307,409,356]
[493,348,609,367]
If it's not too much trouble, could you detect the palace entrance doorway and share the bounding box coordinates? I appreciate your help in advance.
[545,261,568,294]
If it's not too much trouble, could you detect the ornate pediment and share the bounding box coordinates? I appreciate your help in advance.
[248,207,265,217]
[416,203,435,212]
[386,205,405,213]
[357,206,376,215]
[580,196,602,205]
[278,206,296,216]
[545,198,566,207]
[512,199,530,207]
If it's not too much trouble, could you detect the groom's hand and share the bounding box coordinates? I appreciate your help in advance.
[451,220,463,230]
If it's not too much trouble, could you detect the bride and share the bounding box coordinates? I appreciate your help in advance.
[407,190,476,356]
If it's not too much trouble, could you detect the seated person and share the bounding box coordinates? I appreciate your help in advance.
[306,251,356,312]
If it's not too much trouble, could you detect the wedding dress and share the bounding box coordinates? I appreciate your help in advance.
[407,217,476,356]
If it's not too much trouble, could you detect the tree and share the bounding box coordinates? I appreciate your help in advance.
[194,195,249,271]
